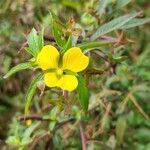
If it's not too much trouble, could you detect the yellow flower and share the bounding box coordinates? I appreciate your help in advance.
[26,119,32,126]
[36,45,89,91]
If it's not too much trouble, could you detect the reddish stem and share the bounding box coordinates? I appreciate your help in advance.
[80,123,87,150]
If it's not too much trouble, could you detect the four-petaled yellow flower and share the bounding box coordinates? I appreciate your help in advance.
[36,45,89,91]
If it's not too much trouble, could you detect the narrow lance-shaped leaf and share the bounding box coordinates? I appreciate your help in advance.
[115,0,131,9]
[97,0,109,16]
[25,73,43,114]
[38,26,44,51]
[3,62,34,79]
[50,12,66,48]
[120,18,150,29]
[90,12,140,41]
[61,36,72,54]
[116,116,127,145]
[77,74,89,111]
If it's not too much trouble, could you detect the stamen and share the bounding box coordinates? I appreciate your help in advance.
[56,68,63,76]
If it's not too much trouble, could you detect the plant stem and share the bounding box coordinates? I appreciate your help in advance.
[80,122,87,150]
[78,41,113,53]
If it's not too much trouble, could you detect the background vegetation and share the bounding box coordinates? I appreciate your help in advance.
[0,0,150,149]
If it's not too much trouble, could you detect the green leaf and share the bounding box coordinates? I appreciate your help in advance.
[78,41,112,53]
[62,0,81,9]
[120,18,150,29]
[21,122,40,145]
[6,136,21,146]
[115,0,131,9]
[116,116,127,145]
[61,36,72,54]
[39,27,44,50]
[90,12,140,40]
[27,28,44,57]
[3,62,33,79]
[77,75,89,111]
[25,73,43,114]
[134,128,150,143]
[97,0,109,16]
[50,13,66,48]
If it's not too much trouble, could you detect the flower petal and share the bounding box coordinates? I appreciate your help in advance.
[63,47,89,72]
[36,45,59,70]
[44,73,58,87]
[57,75,78,91]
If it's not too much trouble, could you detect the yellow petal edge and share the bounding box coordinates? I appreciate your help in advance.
[36,45,59,70]
[44,73,58,87]
[63,47,89,72]
[57,75,78,91]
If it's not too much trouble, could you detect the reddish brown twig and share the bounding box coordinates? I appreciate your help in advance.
[17,114,50,121]
[80,122,87,150]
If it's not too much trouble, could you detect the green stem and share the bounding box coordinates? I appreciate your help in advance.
[78,41,113,53]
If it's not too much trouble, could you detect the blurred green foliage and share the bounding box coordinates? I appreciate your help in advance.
[0,0,150,149]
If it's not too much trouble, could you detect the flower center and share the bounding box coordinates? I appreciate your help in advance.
[56,68,63,76]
